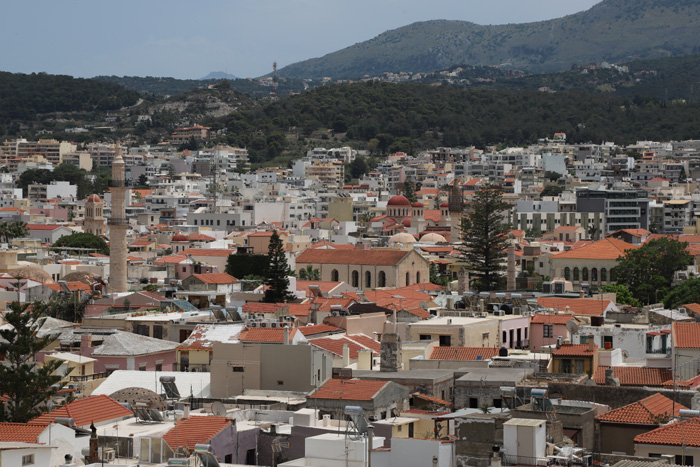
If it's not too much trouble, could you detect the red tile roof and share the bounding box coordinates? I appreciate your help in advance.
[552,238,637,260]
[635,418,700,447]
[531,314,575,325]
[297,324,344,336]
[297,249,410,266]
[673,322,700,348]
[191,273,238,284]
[154,255,187,264]
[537,297,612,316]
[309,379,389,401]
[593,366,673,387]
[597,393,687,425]
[309,336,377,360]
[429,346,500,361]
[30,395,133,427]
[27,224,63,231]
[411,393,453,409]
[241,302,285,314]
[238,327,299,343]
[552,344,597,356]
[163,416,233,451]
[0,423,45,443]
[180,248,235,257]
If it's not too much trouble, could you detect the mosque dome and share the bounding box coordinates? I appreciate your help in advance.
[387,195,411,207]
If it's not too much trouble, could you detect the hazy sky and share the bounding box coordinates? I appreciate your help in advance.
[2,0,601,79]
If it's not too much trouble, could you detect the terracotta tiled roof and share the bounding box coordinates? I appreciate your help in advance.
[552,344,597,356]
[180,248,235,257]
[30,395,133,427]
[188,233,215,241]
[552,238,637,260]
[287,303,312,317]
[295,280,343,297]
[429,346,499,361]
[163,416,233,451]
[674,322,700,348]
[537,297,612,316]
[593,366,673,387]
[347,334,381,354]
[238,327,299,343]
[28,224,64,230]
[411,393,454,409]
[309,379,388,401]
[530,314,575,325]
[154,255,187,264]
[297,324,344,336]
[297,249,410,266]
[683,303,700,317]
[0,423,45,443]
[191,273,238,284]
[635,418,700,447]
[597,393,687,424]
[309,241,355,250]
[241,302,285,314]
[308,335,379,359]
[662,374,700,390]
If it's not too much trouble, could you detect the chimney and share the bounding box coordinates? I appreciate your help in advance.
[342,343,350,367]
[507,244,516,291]
[604,368,620,386]
[458,268,469,294]
[284,326,290,345]
[380,333,402,372]
[579,290,585,298]
[588,338,595,352]
[85,423,99,464]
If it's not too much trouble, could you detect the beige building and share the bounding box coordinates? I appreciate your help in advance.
[547,237,637,287]
[44,351,96,383]
[209,341,333,398]
[295,248,430,289]
[84,194,105,236]
[407,316,501,348]
[306,160,345,187]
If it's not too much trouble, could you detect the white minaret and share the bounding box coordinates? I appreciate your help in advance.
[109,143,128,293]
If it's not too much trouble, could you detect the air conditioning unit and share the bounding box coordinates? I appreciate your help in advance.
[513,307,522,315]
[261,322,267,328]
[541,282,553,293]
[249,323,257,328]
[554,281,566,294]
[270,322,278,328]
[494,310,504,317]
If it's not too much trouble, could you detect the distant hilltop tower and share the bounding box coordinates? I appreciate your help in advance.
[108,143,128,293]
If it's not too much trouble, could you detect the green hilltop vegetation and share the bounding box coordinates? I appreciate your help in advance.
[433,54,700,102]
[94,75,309,98]
[278,0,700,79]
[213,81,700,164]
[0,71,139,125]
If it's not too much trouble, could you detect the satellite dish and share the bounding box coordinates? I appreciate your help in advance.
[211,401,226,417]
[565,320,579,334]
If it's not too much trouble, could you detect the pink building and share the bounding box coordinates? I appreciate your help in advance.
[80,331,178,372]
[529,314,574,351]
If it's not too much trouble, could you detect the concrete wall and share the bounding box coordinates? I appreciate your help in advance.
[599,422,659,455]
[454,414,509,467]
[547,383,695,410]
[635,443,700,465]
[210,422,238,463]
[0,447,52,467]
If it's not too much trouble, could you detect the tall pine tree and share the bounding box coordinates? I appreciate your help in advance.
[263,230,294,303]
[459,184,510,291]
[0,301,64,422]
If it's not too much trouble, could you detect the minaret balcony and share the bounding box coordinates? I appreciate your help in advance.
[109,180,126,188]
[108,218,129,226]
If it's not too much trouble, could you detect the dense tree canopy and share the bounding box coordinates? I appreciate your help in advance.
[614,238,692,305]
[460,185,511,291]
[664,278,700,309]
[264,231,294,303]
[0,302,64,422]
[52,232,109,255]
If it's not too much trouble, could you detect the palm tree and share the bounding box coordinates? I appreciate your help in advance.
[6,221,28,246]
[0,222,9,244]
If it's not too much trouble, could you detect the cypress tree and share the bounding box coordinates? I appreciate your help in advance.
[263,230,294,303]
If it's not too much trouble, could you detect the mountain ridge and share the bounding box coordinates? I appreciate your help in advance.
[278,0,700,79]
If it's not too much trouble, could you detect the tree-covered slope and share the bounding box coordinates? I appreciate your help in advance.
[278,0,700,78]
[0,72,139,121]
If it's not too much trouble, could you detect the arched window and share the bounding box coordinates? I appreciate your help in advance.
[378,271,386,288]
[610,268,616,282]
[416,272,421,283]
[331,269,339,282]
[591,268,598,282]
[573,268,580,281]
[352,270,359,288]
[406,272,410,286]
[564,267,571,281]
[601,268,607,282]
[365,271,372,289]
[582,268,589,281]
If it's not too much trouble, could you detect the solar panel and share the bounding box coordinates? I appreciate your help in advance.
[212,308,226,321]
[148,408,165,422]
[134,407,152,422]
[161,380,180,399]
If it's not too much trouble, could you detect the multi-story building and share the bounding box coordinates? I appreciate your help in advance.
[28,181,77,202]
[305,160,344,187]
[576,188,649,235]
[663,199,693,234]
[171,125,210,144]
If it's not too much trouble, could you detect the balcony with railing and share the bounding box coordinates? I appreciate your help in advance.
[108,218,129,226]
[108,179,126,188]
